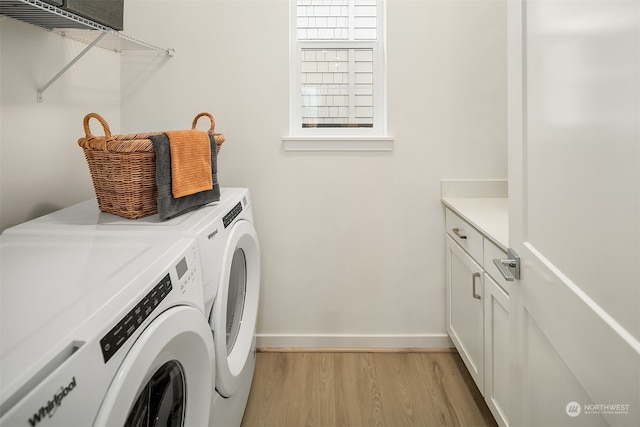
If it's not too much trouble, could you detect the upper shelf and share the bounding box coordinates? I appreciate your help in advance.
[0,0,174,55]
[1,0,174,102]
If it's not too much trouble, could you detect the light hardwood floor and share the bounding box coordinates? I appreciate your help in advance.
[241,351,497,427]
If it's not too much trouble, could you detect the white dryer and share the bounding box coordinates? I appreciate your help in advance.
[2,188,261,427]
[0,234,214,426]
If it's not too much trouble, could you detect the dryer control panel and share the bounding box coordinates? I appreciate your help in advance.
[223,201,243,228]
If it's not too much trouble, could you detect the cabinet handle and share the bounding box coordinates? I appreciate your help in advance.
[452,228,467,239]
[472,272,481,300]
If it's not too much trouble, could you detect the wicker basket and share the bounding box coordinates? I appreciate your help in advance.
[78,112,225,219]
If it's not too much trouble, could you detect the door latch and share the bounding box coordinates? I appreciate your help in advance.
[493,248,520,281]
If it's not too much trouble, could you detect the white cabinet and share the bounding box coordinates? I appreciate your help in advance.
[483,272,510,427]
[445,234,484,389]
[445,207,510,427]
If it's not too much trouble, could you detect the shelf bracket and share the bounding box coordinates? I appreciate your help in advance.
[37,31,108,103]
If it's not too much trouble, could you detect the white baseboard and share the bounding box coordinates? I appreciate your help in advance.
[256,333,453,350]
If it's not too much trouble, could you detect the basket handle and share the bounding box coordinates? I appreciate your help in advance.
[83,113,112,139]
[191,112,215,132]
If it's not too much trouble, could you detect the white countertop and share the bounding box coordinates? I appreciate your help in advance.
[441,197,509,251]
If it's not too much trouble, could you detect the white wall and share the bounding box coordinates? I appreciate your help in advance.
[122,0,507,347]
[0,0,506,347]
[0,17,120,231]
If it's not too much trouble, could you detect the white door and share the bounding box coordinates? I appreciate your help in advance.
[212,219,261,397]
[508,1,639,426]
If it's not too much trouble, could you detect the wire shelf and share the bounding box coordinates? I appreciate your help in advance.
[0,0,173,54]
[1,0,174,101]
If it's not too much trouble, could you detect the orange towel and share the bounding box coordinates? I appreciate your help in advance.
[166,130,213,198]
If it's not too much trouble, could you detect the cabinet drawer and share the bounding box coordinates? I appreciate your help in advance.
[445,209,483,263]
[483,239,511,295]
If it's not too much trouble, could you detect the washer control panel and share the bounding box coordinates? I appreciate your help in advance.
[99,242,200,363]
[100,275,172,363]
[176,244,200,294]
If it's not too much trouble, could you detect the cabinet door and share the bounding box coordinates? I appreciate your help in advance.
[484,274,510,427]
[445,235,484,391]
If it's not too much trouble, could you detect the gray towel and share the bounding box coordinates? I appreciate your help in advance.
[150,133,220,220]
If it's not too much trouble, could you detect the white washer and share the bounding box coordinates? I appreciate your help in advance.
[3,188,261,427]
[0,234,214,426]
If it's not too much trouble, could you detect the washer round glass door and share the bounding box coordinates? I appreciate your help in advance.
[212,219,260,397]
[94,306,214,427]
[125,360,185,426]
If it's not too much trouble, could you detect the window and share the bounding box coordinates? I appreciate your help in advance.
[289,0,387,139]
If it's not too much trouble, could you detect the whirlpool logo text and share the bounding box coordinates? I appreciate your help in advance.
[28,377,76,426]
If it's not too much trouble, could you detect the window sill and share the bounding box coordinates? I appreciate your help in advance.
[282,136,394,152]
